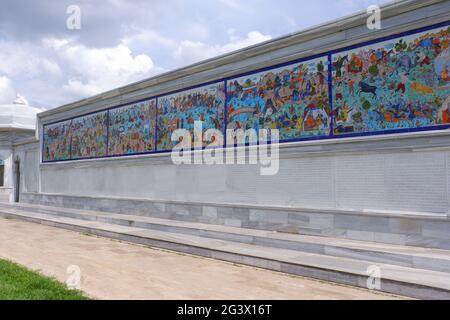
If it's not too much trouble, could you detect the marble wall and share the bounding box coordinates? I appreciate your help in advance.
[30,1,450,222]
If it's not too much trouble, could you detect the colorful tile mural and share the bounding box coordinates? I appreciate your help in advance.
[43,120,72,162]
[332,25,450,135]
[71,112,108,159]
[42,23,450,162]
[226,56,330,142]
[157,82,225,150]
[108,99,157,156]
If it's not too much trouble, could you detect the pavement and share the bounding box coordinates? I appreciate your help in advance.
[0,217,405,300]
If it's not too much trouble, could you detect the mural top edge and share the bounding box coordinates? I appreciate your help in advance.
[42,20,450,162]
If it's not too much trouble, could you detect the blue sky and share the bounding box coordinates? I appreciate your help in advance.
[0,0,393,109]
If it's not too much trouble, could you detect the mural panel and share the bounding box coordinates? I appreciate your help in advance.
[332,25,450,135]
[157,82,225,151]
[43,120,72,162]
[71,112,108,159]
[108,99,157,156]
[42,24,450,162]
[226,56,330,142]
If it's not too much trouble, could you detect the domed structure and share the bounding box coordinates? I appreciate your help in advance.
[0,95,41,130]
[0,95,40,203]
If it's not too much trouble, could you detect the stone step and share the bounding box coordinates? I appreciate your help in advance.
[21,193,450,250]
[1,204,450,299]
[1,202,450,275]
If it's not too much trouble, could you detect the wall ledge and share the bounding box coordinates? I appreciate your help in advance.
[21,191,450,221]
[40,129,450,168]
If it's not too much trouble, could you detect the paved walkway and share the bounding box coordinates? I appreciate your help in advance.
[0,217,403,300]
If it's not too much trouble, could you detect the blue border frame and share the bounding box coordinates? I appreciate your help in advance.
[328,19,450,139]
[42,20,450,163]
[155,80,226,154]
[225,54,331,148]
[106,98,158,158]
[42,119,73,163]
[69,110,109,161]
[328,54,334,138]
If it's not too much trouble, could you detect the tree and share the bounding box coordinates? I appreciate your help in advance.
[362,99,371,112]
[369,65,379,77]
[317,61,325,72]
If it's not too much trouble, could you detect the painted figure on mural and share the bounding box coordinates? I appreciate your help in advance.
[157,83,225,151]
[108,100,157,155]
[332,25,450,135]
[226,57,330,142]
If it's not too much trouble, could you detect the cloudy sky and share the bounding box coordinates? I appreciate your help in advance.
[0,0,392,110]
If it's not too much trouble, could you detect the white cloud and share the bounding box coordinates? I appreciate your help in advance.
[41,59,63,78]
[0,42,42,77]
[173,31,272,67]
[61,43,154,79]
[0,0,394,109]
[121,29,176,48]
[219,0,250,12]
[0,76,17,104]
[63,79,100,98]
[43,29,270,100]
[0,40,63,84]
[0,37,164,106]
[185,23,210,41]
[44,39,161,99]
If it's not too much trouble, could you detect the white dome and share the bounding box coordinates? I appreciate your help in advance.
[0,96,41,131]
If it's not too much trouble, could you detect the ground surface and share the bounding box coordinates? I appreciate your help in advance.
[0,259,87,300]
[0,217,404,300]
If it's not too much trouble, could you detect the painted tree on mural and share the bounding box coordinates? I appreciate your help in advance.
[332,25,450,135]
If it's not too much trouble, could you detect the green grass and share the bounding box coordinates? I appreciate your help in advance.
[0,259,89,300]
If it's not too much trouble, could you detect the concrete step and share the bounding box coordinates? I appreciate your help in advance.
[20,192,450,250]
[1,202,450,275]
[1,203,450,299]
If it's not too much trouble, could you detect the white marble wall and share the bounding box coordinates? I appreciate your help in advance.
[32,1,450,216]
[36,132,450,215]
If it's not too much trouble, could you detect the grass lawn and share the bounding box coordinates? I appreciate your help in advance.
[0,259,89,300]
